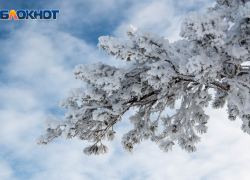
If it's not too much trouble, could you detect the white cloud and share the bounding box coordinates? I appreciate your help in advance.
[0,160,13,180]
[113,0,215,42]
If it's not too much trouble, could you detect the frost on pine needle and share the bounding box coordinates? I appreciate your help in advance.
[38,0,250,155]
[83,144,109,156]
[159,140,175,153]
[106,130,116,141]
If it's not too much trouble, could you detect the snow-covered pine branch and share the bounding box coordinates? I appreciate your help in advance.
[37,0,250,155]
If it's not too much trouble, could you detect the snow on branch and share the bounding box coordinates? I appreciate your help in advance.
[38,0,250,155]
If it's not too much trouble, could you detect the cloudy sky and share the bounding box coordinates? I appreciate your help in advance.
[1,0,250,179]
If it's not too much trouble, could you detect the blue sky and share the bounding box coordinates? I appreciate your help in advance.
[1,0,250,179]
